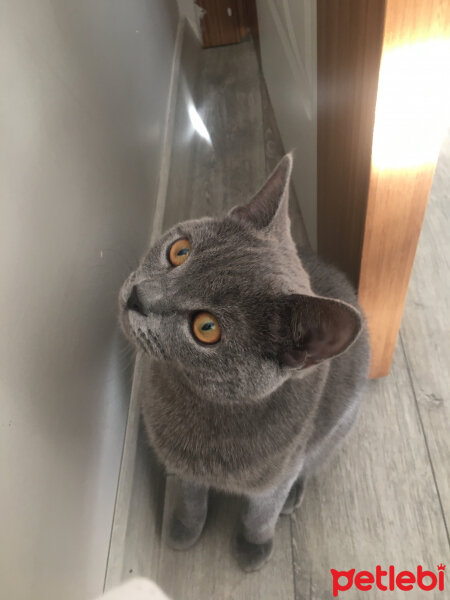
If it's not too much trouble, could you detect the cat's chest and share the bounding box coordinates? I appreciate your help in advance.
[141,363,321,490]
[144,382,274,460]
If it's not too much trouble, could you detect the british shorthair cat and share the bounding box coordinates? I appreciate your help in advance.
[119,154,369,571]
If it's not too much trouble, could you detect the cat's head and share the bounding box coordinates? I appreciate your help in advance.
[119,155,362,402]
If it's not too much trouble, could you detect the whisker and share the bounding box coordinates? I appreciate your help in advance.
[136,328,152,354]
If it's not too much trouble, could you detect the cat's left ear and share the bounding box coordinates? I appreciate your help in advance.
[278,294,363,369]
[229,153,293,235]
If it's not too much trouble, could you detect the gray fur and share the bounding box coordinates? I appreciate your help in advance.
[119,154,370,571]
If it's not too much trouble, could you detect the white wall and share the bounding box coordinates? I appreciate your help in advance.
[257,0,317,247]
[0,1,178,599]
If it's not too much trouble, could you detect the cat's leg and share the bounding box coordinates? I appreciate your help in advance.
[235,477,295,571]
[167,476,209,551]
[281,474,306,515]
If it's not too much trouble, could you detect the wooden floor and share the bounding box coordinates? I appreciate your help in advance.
[106,38,450,599]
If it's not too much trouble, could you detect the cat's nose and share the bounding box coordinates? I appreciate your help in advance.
[126,285,145,315]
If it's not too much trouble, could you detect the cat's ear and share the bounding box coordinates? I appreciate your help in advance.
[279,294,362,369]
[229,153,293,233]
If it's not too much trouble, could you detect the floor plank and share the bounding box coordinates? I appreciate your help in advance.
[399,131,450,532]
[291,345,449,599]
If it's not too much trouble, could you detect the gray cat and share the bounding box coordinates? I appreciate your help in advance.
[119,154,370,571]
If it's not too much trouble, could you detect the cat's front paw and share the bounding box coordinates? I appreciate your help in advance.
[167,513,205,551]
[234,531,274,572]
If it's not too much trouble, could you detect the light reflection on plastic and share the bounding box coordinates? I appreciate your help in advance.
[372,39,450,170]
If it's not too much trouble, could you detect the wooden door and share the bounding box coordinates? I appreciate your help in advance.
[196,0,255,48]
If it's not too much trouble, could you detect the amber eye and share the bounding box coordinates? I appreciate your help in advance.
[192,312,221,344]
[169,238,191,266]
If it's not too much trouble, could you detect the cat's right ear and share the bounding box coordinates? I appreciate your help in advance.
[278,294,362,369]
[229,153,293,235]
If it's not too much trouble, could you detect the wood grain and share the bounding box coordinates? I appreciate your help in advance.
[359,167,434,377]
[358,0,450,377]
[316,0,386,287]
[197,0,248,48]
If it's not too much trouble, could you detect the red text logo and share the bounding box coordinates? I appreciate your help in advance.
[330,564,445,597]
